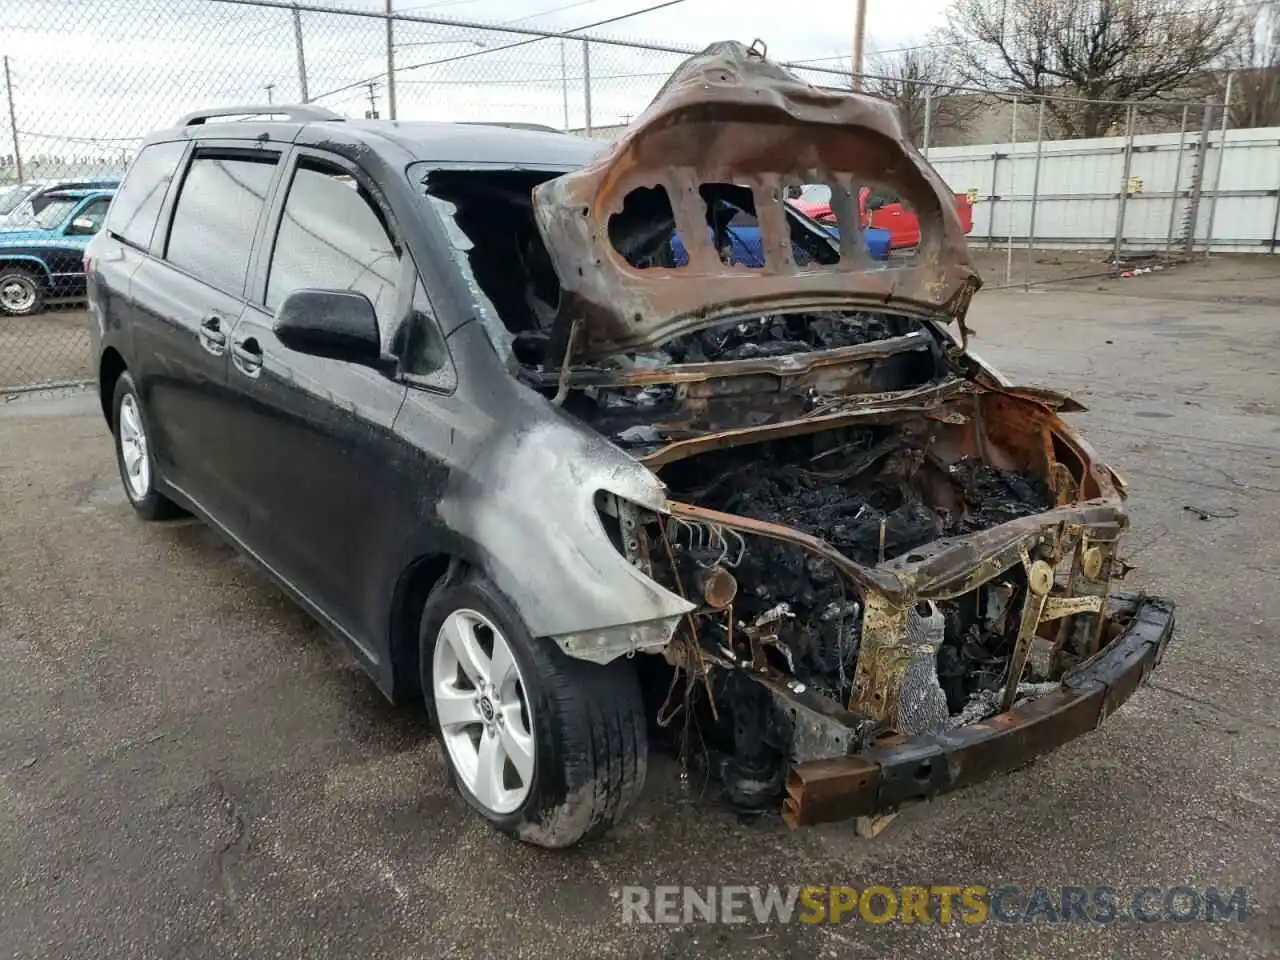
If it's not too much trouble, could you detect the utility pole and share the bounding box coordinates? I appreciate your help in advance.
[385,0,398,120]
[366,81,380,119]
[3,57,21,184]
[292,2,310,102]
[265,82,275,104]
[851,0,867,90]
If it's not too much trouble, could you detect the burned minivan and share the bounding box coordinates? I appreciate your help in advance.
[90,42,1174,848]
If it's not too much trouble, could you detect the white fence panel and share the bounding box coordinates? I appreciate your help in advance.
[926,125,1280,253]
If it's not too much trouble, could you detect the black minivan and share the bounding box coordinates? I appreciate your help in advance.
[88,43,1173,848]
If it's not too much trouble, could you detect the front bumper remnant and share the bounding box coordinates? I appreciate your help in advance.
[782,595,1175,827]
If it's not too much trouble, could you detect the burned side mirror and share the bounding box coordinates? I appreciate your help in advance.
[273,289,385,368]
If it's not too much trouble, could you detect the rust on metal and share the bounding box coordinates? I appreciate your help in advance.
[847,592,910,721]
[698,566,738,609]
[532,40,981,362]
[781,597,1175,827]
[639,380,973,468]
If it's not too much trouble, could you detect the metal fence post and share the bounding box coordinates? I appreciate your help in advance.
[1183,101,1215,252]
[1270,146,1280,254]
[985,145,999,250]
[1113,103,1136,261]
[3,56,21,184]
[1164,105,1189,254]
[582,39,593,136]
[560,39,569,130]
[1203,73,1233,256]
[922,84,932,157]
[1024,97,1045,291]
[385,0,397,120]
[292,3,309,103]
[1006,97,1017,285]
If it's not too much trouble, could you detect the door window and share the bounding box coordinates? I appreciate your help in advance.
[265,159,401,330]
[66,197,110,235]
[166,152,278,295]
[104,140,187,249]
[391,279,450,380]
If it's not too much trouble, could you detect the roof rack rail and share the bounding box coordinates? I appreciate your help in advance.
[178,104,344,126]
[459,121,564,134]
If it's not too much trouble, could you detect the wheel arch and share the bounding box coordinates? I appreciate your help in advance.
[98,347,127,425]
[388,552,471,702]
[0,255,52,280]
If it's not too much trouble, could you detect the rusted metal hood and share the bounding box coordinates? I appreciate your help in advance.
[532,40,982,362]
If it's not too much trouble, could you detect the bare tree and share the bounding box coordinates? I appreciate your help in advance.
[940,0,1243,137]
[863,47,982,146]
[1223,2,1280,127]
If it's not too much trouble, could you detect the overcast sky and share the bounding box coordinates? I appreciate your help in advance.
[0,0,953,157]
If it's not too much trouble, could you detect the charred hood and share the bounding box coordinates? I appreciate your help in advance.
[532,40,982,362]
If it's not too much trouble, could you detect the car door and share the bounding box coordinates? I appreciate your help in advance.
[220,149,429,653]
[864,187,920,249]
[129,145,282,520]
[45,195,111,300]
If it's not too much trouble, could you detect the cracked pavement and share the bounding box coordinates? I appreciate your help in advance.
[1,259,1277,958]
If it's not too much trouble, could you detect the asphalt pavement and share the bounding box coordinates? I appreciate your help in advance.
[0,258,1277,958]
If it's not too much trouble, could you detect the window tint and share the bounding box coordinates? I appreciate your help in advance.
[71,197,111,234]
[166,153,276,294]
[866,187,900,208]
[33,197,79,230]
[105,141,186,249]
[390,279,449,378]
[266,160,401,329]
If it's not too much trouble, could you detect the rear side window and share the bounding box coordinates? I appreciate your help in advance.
[265,159,401,328]
[104,141,186,249]
[166,153,278,295]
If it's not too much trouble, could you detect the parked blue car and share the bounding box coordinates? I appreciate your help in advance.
[0,187,115,316]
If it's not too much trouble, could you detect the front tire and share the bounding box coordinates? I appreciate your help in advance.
[421,574,648,847]
[0,267,43,317]
[112,371,182,520]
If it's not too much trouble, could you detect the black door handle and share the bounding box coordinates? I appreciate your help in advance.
[231,336,263,378]
[198,314,227,355]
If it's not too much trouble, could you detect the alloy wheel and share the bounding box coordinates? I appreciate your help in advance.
[432,608,536,815]
[118,394,151,500]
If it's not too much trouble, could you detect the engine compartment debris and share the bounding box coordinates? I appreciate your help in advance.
[414,39,1171,828]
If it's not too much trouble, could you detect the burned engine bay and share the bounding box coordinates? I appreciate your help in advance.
[421,165,1134,814]
[568,310,1130,813]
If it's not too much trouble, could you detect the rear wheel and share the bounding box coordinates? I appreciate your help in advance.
[421,574,648,847]
[0,267,43,317]
[112,371,183,520]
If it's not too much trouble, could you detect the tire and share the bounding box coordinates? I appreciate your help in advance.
[421,573,648,848]
[0,267,44,317]
[112,371,183,520]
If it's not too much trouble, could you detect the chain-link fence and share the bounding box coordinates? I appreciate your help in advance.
[0,0,1272,391]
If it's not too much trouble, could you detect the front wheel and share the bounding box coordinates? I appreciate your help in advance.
[421,574,648,847]
[0,267,43,317]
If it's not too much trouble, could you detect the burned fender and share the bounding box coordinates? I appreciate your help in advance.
[438,395,694,658]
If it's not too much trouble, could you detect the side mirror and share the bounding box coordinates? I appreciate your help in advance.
[274,289,385,368]
[67,216,98,235]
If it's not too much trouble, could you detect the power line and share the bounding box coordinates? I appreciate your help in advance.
[309,0,691,102]
[503,0,618,26]
[17,129,141,144]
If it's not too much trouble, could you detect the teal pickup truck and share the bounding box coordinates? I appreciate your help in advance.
[0,186,115,316]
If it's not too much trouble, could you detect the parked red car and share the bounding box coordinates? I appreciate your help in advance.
[793,186,974,250]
